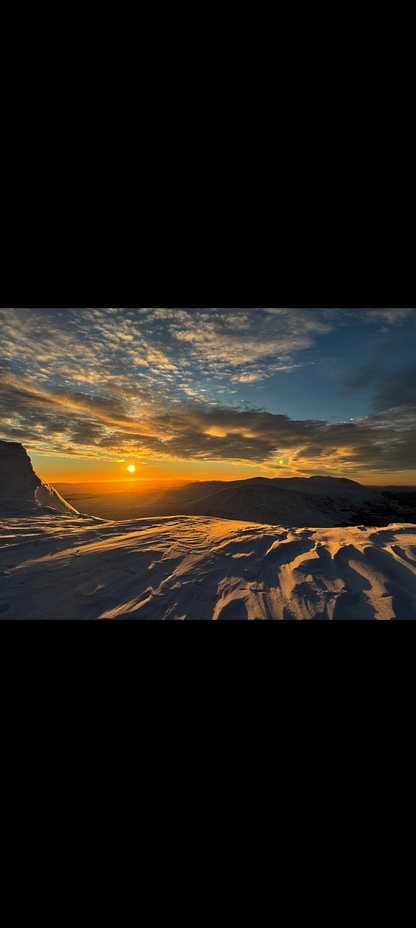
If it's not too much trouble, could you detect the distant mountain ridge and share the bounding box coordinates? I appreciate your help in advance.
[1,442,416,527]
[134,474,416,528]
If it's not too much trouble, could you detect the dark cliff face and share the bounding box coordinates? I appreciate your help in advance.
[0,445,40,513]
[0,442,80,516]
[0,441,41,503]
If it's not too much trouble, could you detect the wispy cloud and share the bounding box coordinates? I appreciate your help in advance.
[366,308,416,325]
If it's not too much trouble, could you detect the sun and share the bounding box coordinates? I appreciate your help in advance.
[127,465,136,473]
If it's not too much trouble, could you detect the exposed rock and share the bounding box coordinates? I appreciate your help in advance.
[0,441,79,515]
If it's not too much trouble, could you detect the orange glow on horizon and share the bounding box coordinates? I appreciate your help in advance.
[30,451,274,486]
[28,451,416,489]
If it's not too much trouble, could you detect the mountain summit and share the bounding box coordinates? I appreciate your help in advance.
[0,442,79,515]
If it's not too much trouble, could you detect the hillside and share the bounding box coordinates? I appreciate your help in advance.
[131,475,416,528]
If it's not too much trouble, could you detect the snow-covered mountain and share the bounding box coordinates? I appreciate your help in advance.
[133,475,416,528]
[0,441,79,516]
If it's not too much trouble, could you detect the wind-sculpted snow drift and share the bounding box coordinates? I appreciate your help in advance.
[1,442,416,618]
[1,515,416,619]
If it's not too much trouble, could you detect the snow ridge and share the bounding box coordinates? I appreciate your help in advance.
[1,515,415,619]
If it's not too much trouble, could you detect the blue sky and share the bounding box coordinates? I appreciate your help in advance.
[0,308,415,483]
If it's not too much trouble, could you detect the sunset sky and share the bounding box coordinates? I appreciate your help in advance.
[1,307,415,485]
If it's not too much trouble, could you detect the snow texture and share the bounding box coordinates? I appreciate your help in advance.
[1,514,416,619]
[1,442,416,619]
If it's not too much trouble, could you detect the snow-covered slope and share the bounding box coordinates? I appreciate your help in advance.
[0,442,79,516]
[1,514,416,619]
[135,476,416,528]
[1,443,416,618]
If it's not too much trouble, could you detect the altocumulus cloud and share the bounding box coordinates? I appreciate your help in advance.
[0,308,415,476]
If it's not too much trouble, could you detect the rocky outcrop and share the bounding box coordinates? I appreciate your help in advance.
[0,441,79,515]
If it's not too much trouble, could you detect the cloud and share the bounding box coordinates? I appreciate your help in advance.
[0,308,337,436]
[137,307,335,382]
[340,333,416,414]
[367,361,416,413]
[2,356,414,475]
[366,308,416,326]
[3,308,412,397]
[320,308,416,327]
[1,308,415,477]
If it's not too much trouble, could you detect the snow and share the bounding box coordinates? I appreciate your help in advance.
[1,514,416,619]
[117,475,416,528]
[1,442,416,619]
